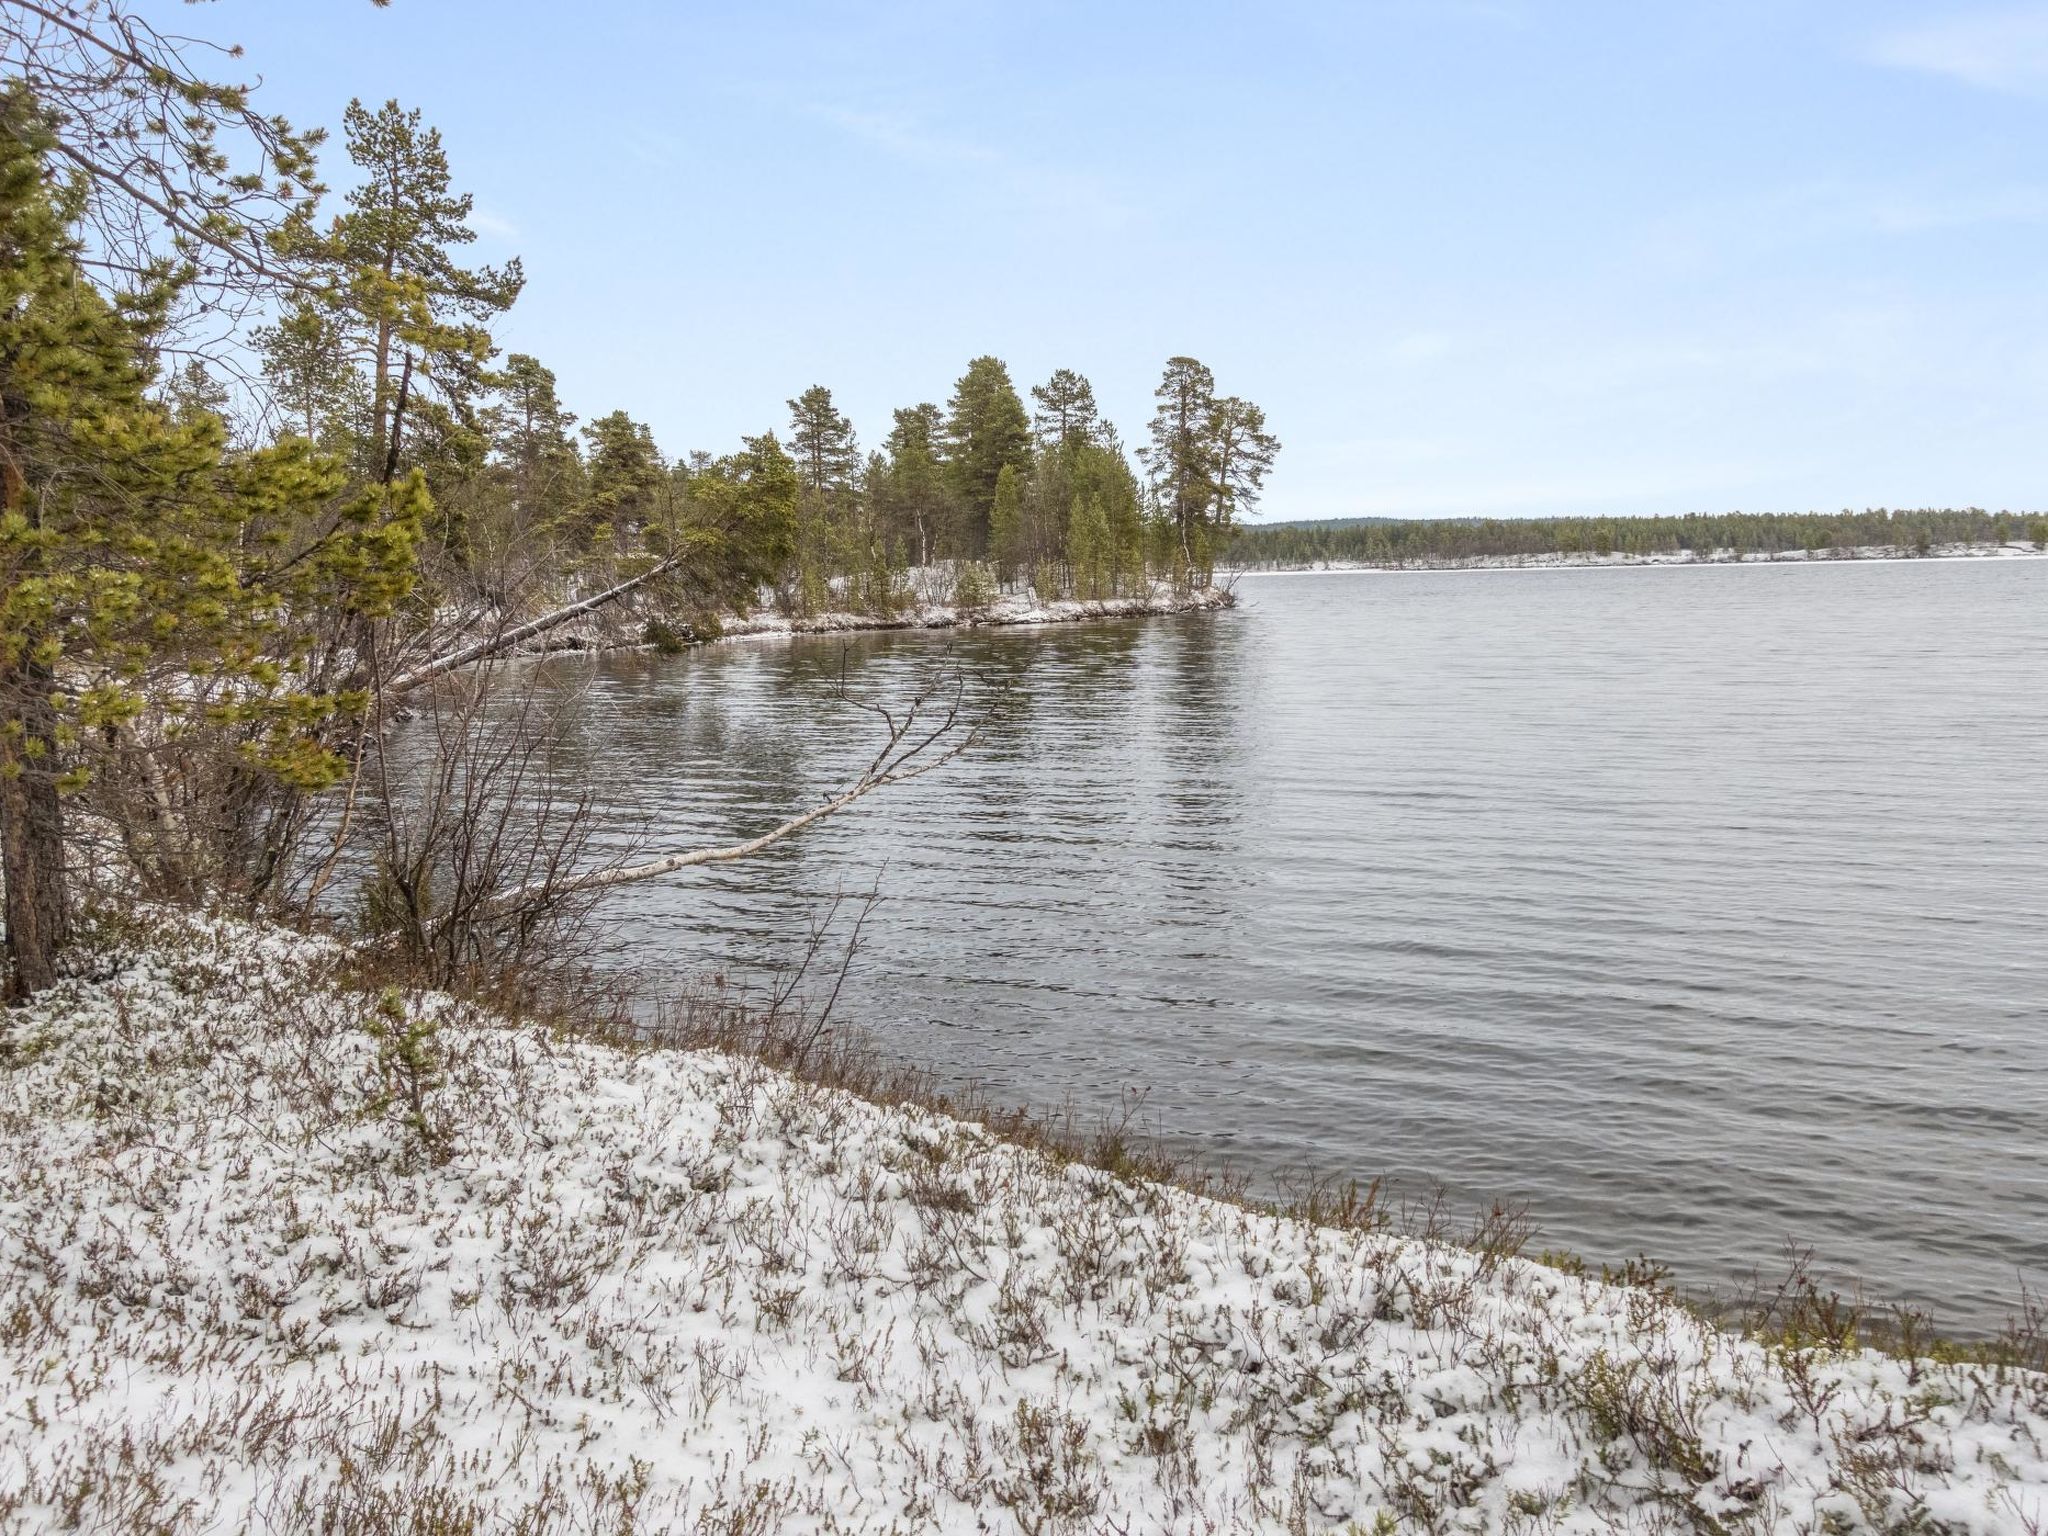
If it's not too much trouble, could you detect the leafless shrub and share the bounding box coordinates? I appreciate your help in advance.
[351,660,612,994]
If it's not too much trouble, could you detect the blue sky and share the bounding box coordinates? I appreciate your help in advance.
[206,1,2047,521]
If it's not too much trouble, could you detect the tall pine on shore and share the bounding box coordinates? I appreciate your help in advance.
[321,99,524,472]
[942,357,1030,558]
[1140,357,1280,586]
[875,404,950,569]
[0,103,424,996]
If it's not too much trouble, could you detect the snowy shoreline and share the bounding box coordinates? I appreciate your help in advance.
[512,582,1235,662]
[1228,541,2048,577]
[711,582,1234,644]
[3,915,2043,1533]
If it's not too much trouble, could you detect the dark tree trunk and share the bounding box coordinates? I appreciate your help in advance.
[0,382,68,1000]
[0,653,67,1002]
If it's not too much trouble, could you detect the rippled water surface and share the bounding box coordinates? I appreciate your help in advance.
[495,561,2048,1329]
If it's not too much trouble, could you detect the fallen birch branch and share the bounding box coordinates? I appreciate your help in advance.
[453,677,984,926]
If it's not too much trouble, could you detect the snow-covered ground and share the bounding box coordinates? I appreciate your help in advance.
[516,576,1232,658]
[717,581,1232,642]
[1232,542,2048,575]
[3,916,2043,1533]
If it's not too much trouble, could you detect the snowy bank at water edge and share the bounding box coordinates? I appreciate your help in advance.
[714,581,1233,642]
[509,578,1235,658]
[1230,542,2048,575]
[2,917,2043,1533]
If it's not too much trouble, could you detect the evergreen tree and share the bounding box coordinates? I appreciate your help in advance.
[942,356,1030,556]
[1135,359,1279,583]
[786,385,861,500]
[783,387,860,613]
[673,432,798,614]
[877,403,950,567]
[1,5,326,332]
[989,463,1024,585]
[1140,356,1219,580]
[487,353,579,521]
[579,410,666,548]
[1030,368,1101,448]
[256,301,361,454]
[1092,424,1148,592]
[162,359,232,432]
[325,98,524,467]
[1069,491,1113,599]
[1207,396,1280,532]
[0,111,423,996]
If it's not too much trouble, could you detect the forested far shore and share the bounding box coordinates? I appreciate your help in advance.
[1227,507,2048,569]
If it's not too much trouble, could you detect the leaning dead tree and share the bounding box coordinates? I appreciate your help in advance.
[381,552,690,698]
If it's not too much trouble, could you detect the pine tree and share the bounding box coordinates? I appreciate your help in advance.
[1030,368,1101,448]
[0,110,423,995]
[942,357,1031,556]
[671,432,798,614]
[1140,356,1219,581]
[326,99,524,468]
[786,385,861,500]
[579,411,666,549]
[1069,491,1113,599]
[783,386,864,611]
[1138,359,1279,584]
[0,6,326,332]
[256,301,360,454]
[487,353,579,519]
[1072,432,1146,593]
[162,360,232,432]
[1207,396,1280,534]
[989,463,1024,586]
[877,403,951,567]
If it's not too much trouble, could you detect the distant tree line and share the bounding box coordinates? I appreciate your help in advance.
[1226,508,2048,569]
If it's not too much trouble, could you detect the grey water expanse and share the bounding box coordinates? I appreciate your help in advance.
[514,559,2048,1331]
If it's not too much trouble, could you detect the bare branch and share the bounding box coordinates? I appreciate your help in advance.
[475,680,981,914]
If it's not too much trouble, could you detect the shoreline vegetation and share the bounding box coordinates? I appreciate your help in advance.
[507,569,1238,661]
[3,911,2044,1534]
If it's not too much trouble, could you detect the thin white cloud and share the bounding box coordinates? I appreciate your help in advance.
[813,105,1137,228]
[820,107,997,169]
[1634,180,2048,276]
[1865,8,2048,92]
[469,207,520,241]
[1384,332,1457,365]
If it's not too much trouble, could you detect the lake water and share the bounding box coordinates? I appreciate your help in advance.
[511,559,2048,1332]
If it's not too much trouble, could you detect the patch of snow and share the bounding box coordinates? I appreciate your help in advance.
[716,584,1232,645]
[2,916,2041,1532]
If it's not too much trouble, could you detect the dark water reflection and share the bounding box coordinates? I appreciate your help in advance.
[462,559,2047,1332]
